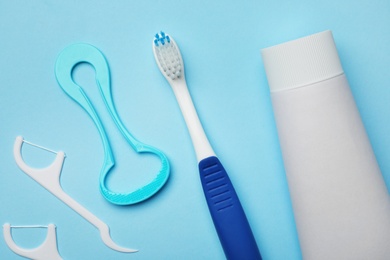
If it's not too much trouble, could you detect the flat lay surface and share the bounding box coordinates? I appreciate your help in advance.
[1,0,389,259]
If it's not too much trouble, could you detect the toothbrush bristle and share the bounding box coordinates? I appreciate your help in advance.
[153,32,182,80]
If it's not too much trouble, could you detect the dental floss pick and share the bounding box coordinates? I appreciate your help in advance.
[13,136,138,253]
[261,30,390,259]
[3,223,62,260]
[55,43,170,205]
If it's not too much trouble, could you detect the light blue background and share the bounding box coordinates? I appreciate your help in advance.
[1,0,389,259]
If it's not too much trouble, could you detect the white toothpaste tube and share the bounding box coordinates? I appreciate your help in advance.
[261,30,390,260]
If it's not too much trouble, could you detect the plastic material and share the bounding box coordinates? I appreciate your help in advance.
[261,31,390,259]
[153,32,215,162]
[13,136,137,253]
[153,32,261,259]
[261,30,343,92]
[3,224,62,260]
[55,43,170,205]
[199,156,261,259]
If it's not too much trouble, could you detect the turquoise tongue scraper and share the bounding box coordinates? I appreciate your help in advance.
[55,43,170,205]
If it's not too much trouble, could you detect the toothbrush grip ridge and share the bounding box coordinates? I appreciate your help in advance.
[199,156,261,260]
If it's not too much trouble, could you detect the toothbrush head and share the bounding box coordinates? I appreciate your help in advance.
[153,31,184,81]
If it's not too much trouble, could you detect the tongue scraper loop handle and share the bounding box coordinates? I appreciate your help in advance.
[13,136,137,253]
[3,223,62,260]
[54,43,170,205]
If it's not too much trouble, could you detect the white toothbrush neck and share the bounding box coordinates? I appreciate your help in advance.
[170,78,215,162]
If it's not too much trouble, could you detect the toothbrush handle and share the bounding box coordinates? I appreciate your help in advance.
[199,156,261,260]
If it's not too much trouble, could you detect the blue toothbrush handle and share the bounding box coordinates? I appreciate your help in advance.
[199,156,262,260]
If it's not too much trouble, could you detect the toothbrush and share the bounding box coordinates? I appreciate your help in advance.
[153,32,261,260]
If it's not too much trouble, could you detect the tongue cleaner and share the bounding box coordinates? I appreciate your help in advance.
[55,43,170,205]
[13,136,137,253]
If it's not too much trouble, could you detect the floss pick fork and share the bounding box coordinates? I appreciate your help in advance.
[3,224,62,260]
